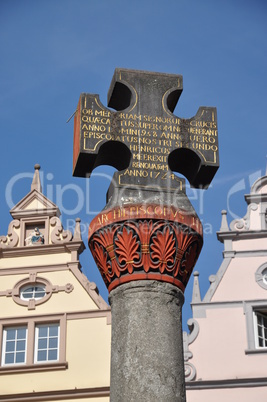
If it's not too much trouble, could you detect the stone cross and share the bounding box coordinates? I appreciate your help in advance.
[73,68,218,200]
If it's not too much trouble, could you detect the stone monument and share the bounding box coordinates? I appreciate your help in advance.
[73,68,219,401]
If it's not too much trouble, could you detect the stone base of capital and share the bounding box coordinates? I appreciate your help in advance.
[88,203,203,293]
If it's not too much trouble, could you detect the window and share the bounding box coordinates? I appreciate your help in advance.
[0,315,67,373]
[254,311,267,348]
[20,285,46,301]
[263,270,267,285]
[2,327,27,365]
[244,301,267,354]
[12,277,53,309]
[255,263,267,290]
[35,324,59,362]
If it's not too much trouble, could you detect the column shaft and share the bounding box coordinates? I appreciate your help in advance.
[109,280,186,402]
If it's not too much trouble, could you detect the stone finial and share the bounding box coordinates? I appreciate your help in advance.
[31,164,42,193]
[192,271,201,303]
[220,210,229,232]
[73,218,82,240]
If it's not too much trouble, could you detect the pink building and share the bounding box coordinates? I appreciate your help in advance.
[184,173,267,401]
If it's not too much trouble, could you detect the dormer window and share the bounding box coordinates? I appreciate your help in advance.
[20,285,46,301]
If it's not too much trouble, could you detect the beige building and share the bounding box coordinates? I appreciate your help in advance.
[0,165,111,401]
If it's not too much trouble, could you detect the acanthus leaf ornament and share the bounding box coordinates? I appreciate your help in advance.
[115,226,139,274]
[88,204,203,293]
[92,243,111,286]
[180,242,200,288]
[151,226,176,273]
[91,226,120,278]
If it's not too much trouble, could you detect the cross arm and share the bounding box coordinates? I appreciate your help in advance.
[168,107,219,188]
[73,93,131,177]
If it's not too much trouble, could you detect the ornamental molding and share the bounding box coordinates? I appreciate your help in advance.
[89,205,203,293]
[50,216,73,243]
[183,318,199,382]
[250,175,267,194]
[186,376,267,389]
[229,202,258,232]
[0,386,110,401]
[10,189,60,219]
[217,229,267,242]
[0,214,84,251]
[0,219,20,248]
[255,263,267,290]
[0,273,74,310]
[0,243,81,258]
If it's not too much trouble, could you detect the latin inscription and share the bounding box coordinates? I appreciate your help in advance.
[81,101,218,188]
[73,69,219,190]
[88,204,203,237]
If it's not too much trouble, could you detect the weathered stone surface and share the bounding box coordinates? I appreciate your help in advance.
[109,281,186,402]
[73,68,219,205]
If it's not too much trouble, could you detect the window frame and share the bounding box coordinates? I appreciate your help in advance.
[244,301,267,354]
[253,310,267,349]
[0,314,67,374]
[255,263,267,290]
[12,277,53,310]
[20,284,46,301]
[34,323,60,363]
[1,326,28,366]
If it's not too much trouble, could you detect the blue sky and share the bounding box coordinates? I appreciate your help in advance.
[0,0,266,329]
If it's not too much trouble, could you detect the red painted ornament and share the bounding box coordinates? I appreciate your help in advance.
[88,204,203,293]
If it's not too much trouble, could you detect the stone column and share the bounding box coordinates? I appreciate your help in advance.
[88,203,203,402]
[109,281,185,401]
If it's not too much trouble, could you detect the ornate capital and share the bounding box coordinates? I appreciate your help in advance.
[88,204,203,293]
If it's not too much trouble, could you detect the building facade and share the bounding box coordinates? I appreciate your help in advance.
[184,173,267,401]
[1,165,267,401]
[0,165,111,401]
